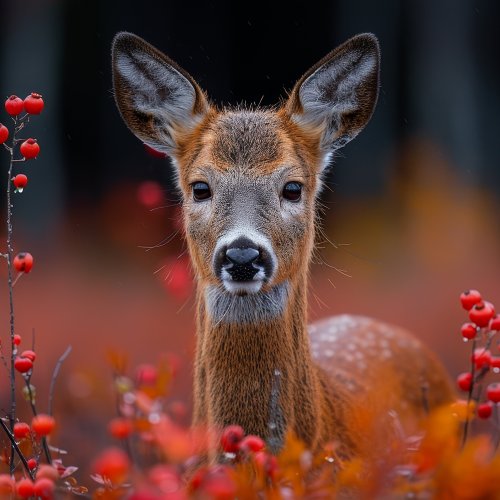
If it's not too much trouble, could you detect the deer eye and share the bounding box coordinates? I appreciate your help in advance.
[192,182,211,201]
[282,182,302,202]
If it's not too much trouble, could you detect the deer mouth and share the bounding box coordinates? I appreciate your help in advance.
[221,276,265,295]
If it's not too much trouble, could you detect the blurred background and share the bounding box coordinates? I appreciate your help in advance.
[0,0,499,475]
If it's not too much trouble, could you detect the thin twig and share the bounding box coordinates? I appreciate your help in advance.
[11,272,22,287]
[6,115,18,474]
[48,345,72,416]
[0,418,35,480]
[24,376,52,464]
[24,376,37,415]
[461,338,477,449]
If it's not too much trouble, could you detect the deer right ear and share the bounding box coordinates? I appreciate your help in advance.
[286,33,380,165]
[111,32,209,156]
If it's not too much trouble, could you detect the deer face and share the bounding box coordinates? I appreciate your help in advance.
[176,110,318,299]
[112,32,379,321]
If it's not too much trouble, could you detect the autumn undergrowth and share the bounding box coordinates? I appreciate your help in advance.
[1,95,500,499]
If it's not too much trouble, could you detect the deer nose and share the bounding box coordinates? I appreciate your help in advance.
[224,244,260,282]
[214,237,266,282]
[225,247,260,266]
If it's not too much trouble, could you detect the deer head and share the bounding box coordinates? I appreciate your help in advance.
[112,32,380,324]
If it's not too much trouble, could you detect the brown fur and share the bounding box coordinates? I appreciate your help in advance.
[111,32,455,460]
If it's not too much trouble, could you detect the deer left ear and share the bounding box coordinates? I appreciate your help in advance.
[286,33,380,164]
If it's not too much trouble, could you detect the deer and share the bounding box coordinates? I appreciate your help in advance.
[111,32,454,461]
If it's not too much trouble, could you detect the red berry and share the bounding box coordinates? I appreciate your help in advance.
[486,382,500,403]
[460,289,482,311]
[460,322,477,340]
[36,465,59,482]
[202,467,237,500]
[31,414,56,436]
[13,252,34,273]
[13,422,31,439]
[0,124,8,144]
[20,138,40,159]
[16,478,35,498]
[13,334,21,346]
[14,356,33,373]
[220,425,245,453]
[33,477,55,500]
[27,458,38,470]
[490,356,500,371]
[135,364,158,386]
[239,435,265,453]
[0,474,14,496]
[472,348,491,370]
[24,93,44,115]
[148,464,182,493]
[489,314,500,331]
[20,349,36,362]
[143,143,168,158]
[13,174,28,192]
[137,181,165,208]
[456,372,473,392]
[469,301,495,327]
[253,451,279,480]
[91,447,130,484]
[190,466,208,490]
[108,418,133,439]
[477,402,493,419]
[5,95,24,116]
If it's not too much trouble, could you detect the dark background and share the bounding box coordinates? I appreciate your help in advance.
[1,0,499,220]
[0,0,499,473]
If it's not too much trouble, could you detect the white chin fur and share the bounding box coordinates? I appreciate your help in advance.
[222,279,263,295]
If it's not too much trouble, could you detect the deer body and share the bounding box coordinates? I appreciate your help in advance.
[112,33,454,458]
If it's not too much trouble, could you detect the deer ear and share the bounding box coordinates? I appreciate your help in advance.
[286,33,380,163]
[112,32,209,156]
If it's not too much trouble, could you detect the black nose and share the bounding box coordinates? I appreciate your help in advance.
[215,237,264,282]
[226,247,259,266]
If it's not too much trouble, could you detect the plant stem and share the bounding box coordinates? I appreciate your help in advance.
[0,418,35,480]
[6,116,18,474]
[48,345,72,416]
[24,377,53,464]
[461,338,477,450]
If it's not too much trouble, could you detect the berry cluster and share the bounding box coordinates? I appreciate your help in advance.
[1,93,44,164]
[456,289,500,424]
[190,424,279,495]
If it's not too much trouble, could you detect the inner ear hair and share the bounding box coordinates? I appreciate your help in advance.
[286,33,380,154]
[112,32,208,154]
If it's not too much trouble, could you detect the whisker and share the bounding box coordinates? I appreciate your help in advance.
[153,263,168,275]
[327,278,337,289]
[138,229,180,251]
[316,255,352,278]
[149,202,182,212]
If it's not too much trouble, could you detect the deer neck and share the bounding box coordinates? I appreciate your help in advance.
[194,274,324,452]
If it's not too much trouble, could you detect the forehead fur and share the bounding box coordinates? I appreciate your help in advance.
[211,110,282,168]
[175,107,323,183]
